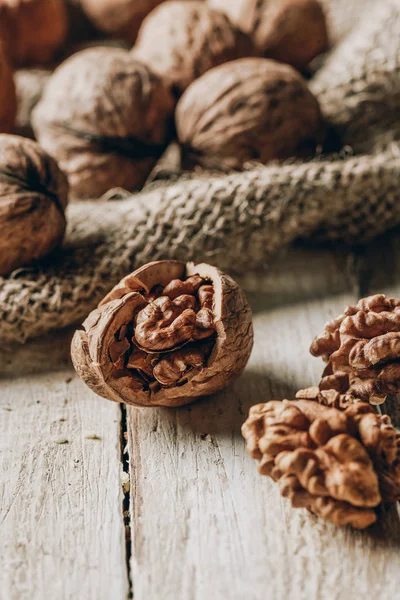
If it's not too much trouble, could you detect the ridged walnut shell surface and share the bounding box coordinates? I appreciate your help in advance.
[0,135,69,276]
[0,0,68,66]
[176,57,324,170]
[208,0,328,70]
[32,48,175,199]
[0,42,16,133]
[80,0,164,42]
[132,1,255,95]
[71,261,254,407]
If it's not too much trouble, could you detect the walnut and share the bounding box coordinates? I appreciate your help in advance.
[175,57,324,170]
[0,0,68,66]
[310,294,400,402]
[79,0,164,43]
[242,396,400,528]
[208,0,328,71]
[71,260,253,407]
[0,134,69,276]
[0,42,16,133]
[132,1,255,95]
[32,48,175,199]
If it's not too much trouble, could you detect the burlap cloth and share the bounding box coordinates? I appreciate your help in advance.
[1,0,399,344]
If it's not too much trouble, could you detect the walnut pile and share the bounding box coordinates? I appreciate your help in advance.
[208,0,329,71]
[132,1,255,95]
[0,134,69,276]
[0,42,16,133]
[79,0,163,43]
[32,48,175,199]
[176,57,324,170]
[71,260,254,407]
[242,393,400,529]
[0,0,68,66]
[310,294,400,403]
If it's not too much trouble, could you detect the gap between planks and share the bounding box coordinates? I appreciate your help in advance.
[125,235,400,600]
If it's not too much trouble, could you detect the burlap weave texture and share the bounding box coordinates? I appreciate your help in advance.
[1,0,399,343]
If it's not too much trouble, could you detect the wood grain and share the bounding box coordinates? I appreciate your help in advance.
[127,242,400,600]
[0,369,128,600]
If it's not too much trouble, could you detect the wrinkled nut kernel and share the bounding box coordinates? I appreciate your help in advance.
[209,0,328,71]
[0,0,68,66]
[132,1,255,95]
[0,42,16,133]
[176,57,324,171]
[310,294,400,401]
[0,134,69,276]
[32,48,175,199]
[80,0,163,43]
[242,395,400,529]
[71,260,254,407]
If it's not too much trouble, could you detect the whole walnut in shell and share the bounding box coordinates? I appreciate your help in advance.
[208,0,328,70]
[132,1,255,95]
[0,42,16,133]
[71,260,254,407]
[242,394,400,529]
[0,0,68,66]
[310,294,400,403]
[32,48,175,199]
[0,134,68,276]
[79,0,164,42]
[176,57,324,170]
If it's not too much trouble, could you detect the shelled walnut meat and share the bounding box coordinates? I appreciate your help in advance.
[0,134,69,276]
[0,0,68,66]
[80,0,164,43]
[176,57,324,170]
[310,294,400,402]
[133,1,255,95]
[242,392,400,529]
[0,42,16,133]
[32,48,175,199]
[71,260,253,407]
[208,0,328,71]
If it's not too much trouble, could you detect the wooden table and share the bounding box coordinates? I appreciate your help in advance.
[1,235,400,600]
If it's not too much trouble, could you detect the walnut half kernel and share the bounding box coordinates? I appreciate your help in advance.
[71,260,253,407]
[242,391,400,529]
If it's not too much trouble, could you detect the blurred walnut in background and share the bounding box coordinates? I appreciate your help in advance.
[208,0,329,70]
[176,58,324,170]
[0,42,16,132]
[79,0,163,43]
[133,1,255,95]
[0,0,68,66]
[32,48,175,199]
[0,135,68,276]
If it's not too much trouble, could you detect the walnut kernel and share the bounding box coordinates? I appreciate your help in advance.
[71,260,254,407]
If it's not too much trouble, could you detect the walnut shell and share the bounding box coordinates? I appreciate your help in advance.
[0,134,69,276]
[176,57,324,170]
[0,42,16,133]
[0,0,68,66]
[71,260,254,407]
[79,0,164,42]
[132,1,255,95]
[32,48,175,199]
[208,0,328,70]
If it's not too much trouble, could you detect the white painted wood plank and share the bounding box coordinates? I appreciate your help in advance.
[127,244,400,600]
[0,363,128,600]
